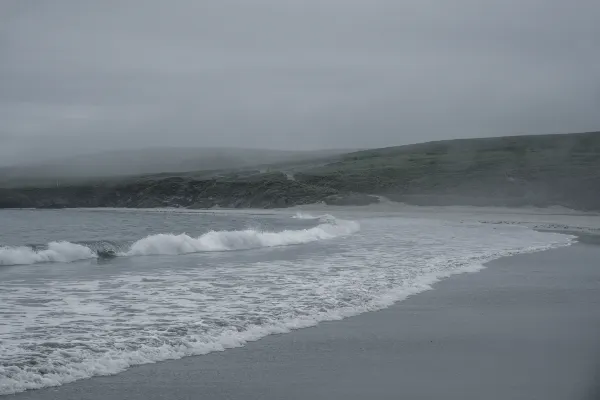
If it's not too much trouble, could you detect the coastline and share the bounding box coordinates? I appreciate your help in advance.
[9,240,600,400]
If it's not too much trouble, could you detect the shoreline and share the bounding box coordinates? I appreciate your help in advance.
[10,240,600,399]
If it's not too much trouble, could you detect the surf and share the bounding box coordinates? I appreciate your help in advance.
[0,216,360,266]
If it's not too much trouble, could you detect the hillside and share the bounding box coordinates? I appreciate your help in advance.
[296,131,600,209]
[1,131,599,211]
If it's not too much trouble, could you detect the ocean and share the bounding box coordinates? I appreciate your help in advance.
[0,207,578,395]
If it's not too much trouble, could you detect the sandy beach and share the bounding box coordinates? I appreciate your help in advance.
[8,240,599,400]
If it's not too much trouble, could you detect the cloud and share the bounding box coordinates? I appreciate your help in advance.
[1,0,599,165]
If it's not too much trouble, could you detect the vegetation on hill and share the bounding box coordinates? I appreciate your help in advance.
[1,131,599,211]
[296,131,600,209]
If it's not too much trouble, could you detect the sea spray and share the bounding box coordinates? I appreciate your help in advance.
[126,221,358,255]
[0,217,359,266]
[0,242,97,266]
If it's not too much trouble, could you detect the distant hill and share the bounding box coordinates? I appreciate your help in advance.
[296,131,600,209]
[1,131,599,211]
[0,147,349,187]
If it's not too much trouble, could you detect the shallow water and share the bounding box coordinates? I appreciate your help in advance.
[0,208,575,395]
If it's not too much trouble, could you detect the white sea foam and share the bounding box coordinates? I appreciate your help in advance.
[292,211,321,219]
[0,214,575,395]
[292,212,337,223]
[125,218,358,256]
[0,242,97,266]
[0,217,358,266]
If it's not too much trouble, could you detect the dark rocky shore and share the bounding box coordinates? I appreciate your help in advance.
[1,131,599,211]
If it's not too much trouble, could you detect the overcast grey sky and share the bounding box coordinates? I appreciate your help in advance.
[1,0,599,165]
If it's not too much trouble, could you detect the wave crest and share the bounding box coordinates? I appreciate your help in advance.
[292,212,337,223]
[0,242,97,266]
[125,218,359,256]
[0,217,359,266]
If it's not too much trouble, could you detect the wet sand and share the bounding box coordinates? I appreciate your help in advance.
[12,243,600,400]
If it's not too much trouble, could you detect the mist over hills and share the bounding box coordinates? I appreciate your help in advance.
[0,147,349,186]
[297,131,600,209]
[1,131,599,211]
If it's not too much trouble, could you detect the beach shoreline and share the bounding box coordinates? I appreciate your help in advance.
[9,240,600,400]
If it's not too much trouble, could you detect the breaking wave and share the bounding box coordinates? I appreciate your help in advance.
[292,212,321,219]
[0,242,97,266]
[0,212,576,395]
[292,212,337,223]
[0,217,359,266]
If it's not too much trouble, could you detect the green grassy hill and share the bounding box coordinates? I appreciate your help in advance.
[1,131,599,211]
[295,131,600,209]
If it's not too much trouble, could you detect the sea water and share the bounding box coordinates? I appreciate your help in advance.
[0,207,575,395]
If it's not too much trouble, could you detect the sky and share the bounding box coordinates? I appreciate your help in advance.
[1,0,599,165]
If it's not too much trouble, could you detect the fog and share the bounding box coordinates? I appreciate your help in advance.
[1,0,599,166]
